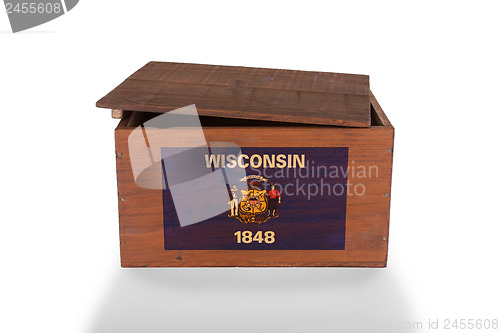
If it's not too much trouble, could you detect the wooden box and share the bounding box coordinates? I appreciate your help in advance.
[97,62,394,267]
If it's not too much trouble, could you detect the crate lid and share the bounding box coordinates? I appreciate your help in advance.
[96,62,371,127]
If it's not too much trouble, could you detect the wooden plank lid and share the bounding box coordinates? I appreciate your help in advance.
[96,62,371,127]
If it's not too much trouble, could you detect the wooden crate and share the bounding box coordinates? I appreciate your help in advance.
[97,62,394,267]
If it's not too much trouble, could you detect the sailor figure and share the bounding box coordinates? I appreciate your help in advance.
[229,185,239,217]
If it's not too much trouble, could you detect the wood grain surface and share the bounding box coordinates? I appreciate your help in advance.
[98,62,371,127]
[113,92,393,267]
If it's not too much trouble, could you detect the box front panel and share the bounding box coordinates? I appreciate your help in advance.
[115,123,393,267]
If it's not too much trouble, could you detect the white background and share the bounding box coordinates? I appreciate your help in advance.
[1,1,499,332]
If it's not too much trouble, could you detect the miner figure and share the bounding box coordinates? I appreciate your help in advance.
[267,183,281,217]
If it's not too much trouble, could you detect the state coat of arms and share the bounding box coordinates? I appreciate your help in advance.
[228,175,282,224]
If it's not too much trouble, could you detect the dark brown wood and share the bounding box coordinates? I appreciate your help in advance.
[98,62,371,127]
[113,99,393,267]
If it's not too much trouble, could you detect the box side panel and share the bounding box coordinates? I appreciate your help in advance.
[115,124,394,267]
[370,91,393,128]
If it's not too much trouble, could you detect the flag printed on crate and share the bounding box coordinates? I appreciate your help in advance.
[162,147,349,250]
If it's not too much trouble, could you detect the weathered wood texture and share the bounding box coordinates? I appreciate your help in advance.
[114,93,393,267]
[98,62,371,127]
[111,109,123,119]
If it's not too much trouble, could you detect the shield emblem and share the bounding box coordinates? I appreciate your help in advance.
[236,188,269,224]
